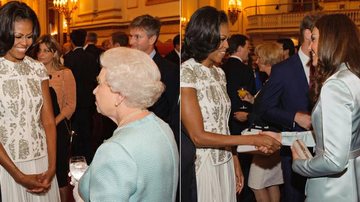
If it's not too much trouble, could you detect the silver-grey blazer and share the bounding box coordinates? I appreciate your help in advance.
[292,64,360,202]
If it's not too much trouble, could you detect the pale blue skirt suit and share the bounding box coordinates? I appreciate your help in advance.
[78,113,179,202]
[291,64,360,202]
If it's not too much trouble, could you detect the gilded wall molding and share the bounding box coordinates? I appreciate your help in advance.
[146,0,178,6]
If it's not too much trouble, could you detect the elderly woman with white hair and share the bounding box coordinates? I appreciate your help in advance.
[74,47,179,201]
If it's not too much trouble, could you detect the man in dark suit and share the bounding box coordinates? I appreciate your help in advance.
[222,34,255,133]
[84,32,118,155]
[84,32,103,75]
[260,15,320,202]
[165,34,180,65]
[221,34,255,202]
[129,14,180,202]
[129,15,179,135]
[64,29,98,164]
[181,125,197,202]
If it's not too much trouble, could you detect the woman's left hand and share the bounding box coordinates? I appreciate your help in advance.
[291,146,300,160]
[31,169,55,193]
[233,155,244,194]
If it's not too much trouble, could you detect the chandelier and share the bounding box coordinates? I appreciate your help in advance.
[53,0,78,34]
[228,0,242,25]
[181,17,188,29]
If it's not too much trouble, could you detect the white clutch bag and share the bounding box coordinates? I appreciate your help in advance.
[236,128,262,153]
[292,139,313,159]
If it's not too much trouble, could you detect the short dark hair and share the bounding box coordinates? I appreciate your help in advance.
[277,38,295,56]
[0,1,40,56]
[299,14,320,45]
[182,6,228,62]
[227,34,249,55]
[129,14,161,38]
[111,31,128,46]
[70,29,87,47]
[87,32,98,43]
[173,34,180,47]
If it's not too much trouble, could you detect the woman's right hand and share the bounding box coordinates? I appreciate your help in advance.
[253,135,281,154]
[260,131,282,143]
[16,173,49,193]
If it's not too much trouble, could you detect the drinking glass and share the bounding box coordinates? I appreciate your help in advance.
[69,156,88,181]
[237,87,248,110]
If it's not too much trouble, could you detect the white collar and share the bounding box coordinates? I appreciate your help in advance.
[298,47,310,83]
[175,49,180,57]
[298,47,309,64]
[73,46,83,51]
[83,42,95,50]
[149,49,156,59]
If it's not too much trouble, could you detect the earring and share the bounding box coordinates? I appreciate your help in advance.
[115,103,119,107]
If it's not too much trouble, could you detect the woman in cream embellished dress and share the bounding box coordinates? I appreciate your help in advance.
[182,58,236,201]
[181,6,281,202]
[0,2,60,201]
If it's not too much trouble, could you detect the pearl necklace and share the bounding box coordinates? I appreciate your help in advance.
[118,109,148,127]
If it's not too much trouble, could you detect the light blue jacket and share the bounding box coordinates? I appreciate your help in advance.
[289,64,360,202]
[79,113,179,202]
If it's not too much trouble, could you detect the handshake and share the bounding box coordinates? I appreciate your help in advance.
[237,129,314,160]
[236,129,281,154]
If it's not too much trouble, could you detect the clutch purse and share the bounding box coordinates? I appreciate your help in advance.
[292,139,313,159]
[236,128,262,153]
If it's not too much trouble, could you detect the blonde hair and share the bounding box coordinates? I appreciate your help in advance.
[255,42,283,66]
[100,47,164,108]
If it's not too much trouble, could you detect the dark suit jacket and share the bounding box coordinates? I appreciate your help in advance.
[85,44,103,75]
[151,52,180,126]
[261,54,310,131]
[165,50,180,65]
[180,125,197,202]
[64,48,98,108]
[221,57,256,134]
[85,44,103,58]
